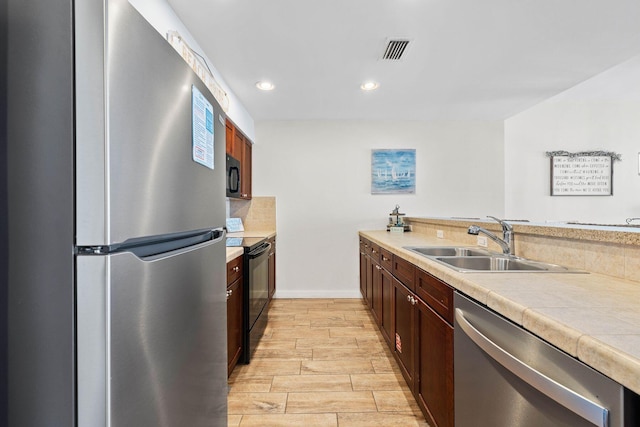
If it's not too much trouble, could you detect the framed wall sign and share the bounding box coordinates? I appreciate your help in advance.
[547,151,619,196]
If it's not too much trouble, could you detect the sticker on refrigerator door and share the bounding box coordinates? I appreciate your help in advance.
[192,85,215,169]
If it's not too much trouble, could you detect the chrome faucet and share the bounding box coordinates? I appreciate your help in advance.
[468,216,514,255]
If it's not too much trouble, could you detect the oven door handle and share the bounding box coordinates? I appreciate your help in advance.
[248,242,271,259]
[455,308,609,427]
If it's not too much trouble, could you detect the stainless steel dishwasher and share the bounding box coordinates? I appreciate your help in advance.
[454,292,633,427]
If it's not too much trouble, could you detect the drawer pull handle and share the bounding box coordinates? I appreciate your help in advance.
[232,266,240,272]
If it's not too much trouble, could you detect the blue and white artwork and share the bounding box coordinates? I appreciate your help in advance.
[371,149,416,194]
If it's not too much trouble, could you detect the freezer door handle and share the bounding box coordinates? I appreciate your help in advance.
[79,228,227,260]
[139,228,226,261]
[455,308,609,427]
[211,227,225,242]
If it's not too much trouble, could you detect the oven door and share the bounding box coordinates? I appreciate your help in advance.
[247,241,270,330]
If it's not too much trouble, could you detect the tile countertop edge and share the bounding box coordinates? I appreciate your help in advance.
[226,247,244,263]
[227,230,276,239]
[359,229,640,395]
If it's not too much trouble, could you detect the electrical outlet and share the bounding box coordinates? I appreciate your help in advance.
[477,236,488,247]
[436,230,444,239]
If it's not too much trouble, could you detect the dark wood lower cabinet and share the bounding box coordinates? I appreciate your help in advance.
[393,277,416,390]
[370,261,383,325]
[359,249,367,301]
[358,235,455,427]
[380,267,393,346]
[268,237,276,300]
[226,277,243,377]
[416,298,454,427]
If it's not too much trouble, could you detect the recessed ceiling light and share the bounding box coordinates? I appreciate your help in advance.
[256,81,275,91]
[360,81,379,91]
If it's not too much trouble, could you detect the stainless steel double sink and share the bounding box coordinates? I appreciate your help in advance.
[404,246,583,273]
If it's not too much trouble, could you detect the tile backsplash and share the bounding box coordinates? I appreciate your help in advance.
[229,196,276,231]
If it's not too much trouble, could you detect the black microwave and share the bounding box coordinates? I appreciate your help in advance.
[226,154,241,198]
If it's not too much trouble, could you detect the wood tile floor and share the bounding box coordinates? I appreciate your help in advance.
[227,298,430,427]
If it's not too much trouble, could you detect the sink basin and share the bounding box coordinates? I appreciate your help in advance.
[403,245,584,273]
[404,246,490,257]
[432,256,580,273]
[434,256,545,271]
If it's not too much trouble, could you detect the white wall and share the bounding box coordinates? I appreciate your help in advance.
[505,55,640,223]
[253,121,504,298]
[128,0,255,139]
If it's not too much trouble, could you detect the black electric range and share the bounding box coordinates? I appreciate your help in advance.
[225,235,270,363]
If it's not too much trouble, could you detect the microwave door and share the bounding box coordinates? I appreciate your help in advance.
[228,166,240,196]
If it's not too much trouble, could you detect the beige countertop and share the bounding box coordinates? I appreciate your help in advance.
[226,247,244,263]
[360,229,640,395]
[227,230,276,239]
[225,230,276,263]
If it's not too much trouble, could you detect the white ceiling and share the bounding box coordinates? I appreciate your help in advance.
[168,0,640,121]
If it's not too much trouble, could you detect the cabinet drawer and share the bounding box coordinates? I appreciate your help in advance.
[393,255,416,292]
[360,237,370,255]
[227,255,243,286]
[379,247,393,271]
[416,268,453,325]
[368,242,381,263]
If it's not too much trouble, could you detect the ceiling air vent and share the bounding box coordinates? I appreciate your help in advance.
[381,39,410,61]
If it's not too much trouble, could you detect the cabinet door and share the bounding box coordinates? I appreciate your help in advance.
[227,278,243,377]
[268,238,276,300]
[393,279,415,390]
[225,122,235,156]
[416,298,454,427]
[371,261,383,326]
[380,267,394,347]
[359,243,367,300]
[365,255,373,307]
[241,139,252,199]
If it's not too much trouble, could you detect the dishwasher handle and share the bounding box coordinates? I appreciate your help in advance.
[455,308,609,427]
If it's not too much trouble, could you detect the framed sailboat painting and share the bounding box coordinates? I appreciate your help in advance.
[371,149,416,194]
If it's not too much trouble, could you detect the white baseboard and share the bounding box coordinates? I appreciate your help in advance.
[273,289,363,299]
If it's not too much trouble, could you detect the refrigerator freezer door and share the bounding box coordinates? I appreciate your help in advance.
[77,236,227,426]
[75,0,226,246]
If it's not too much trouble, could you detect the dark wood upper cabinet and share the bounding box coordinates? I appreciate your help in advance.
[225,119,252,199]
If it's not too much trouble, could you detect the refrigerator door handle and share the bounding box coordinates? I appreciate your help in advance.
[139,227,226,262]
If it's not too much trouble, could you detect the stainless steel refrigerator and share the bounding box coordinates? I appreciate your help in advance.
[7,0,228,425]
